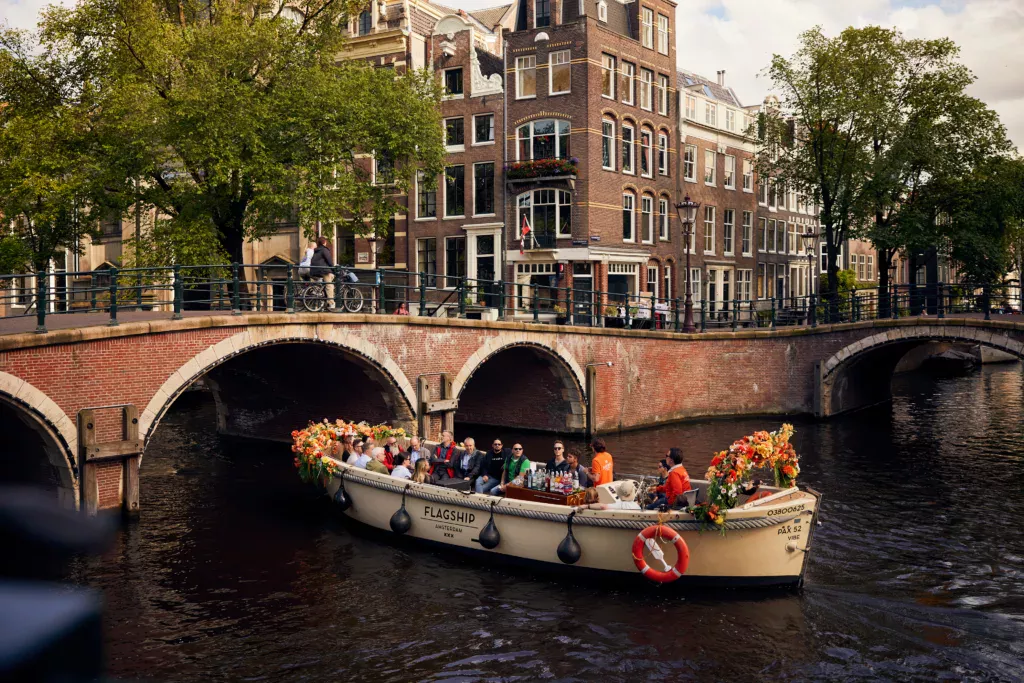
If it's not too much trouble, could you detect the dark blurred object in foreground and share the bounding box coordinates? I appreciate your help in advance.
[0,486,114,681]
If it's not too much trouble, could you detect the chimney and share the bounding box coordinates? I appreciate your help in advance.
[717,70,726,87]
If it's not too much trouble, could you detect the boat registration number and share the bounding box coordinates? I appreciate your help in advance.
[777,523,803,539]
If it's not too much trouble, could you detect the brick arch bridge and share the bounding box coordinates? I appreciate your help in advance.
[0,314,1020,511]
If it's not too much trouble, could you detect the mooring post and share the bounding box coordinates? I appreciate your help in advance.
[122,406,140,518]
[585,364,597,441]
[77,410,99,516]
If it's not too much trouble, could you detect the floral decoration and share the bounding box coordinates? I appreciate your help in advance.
[291,419,408,485]
[505,157,579,180]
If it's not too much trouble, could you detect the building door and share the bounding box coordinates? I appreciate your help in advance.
[572,263,593,326]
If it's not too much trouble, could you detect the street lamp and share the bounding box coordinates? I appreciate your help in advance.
[675,196,701,332]
[801,228,817,303]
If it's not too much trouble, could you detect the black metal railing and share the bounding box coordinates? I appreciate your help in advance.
[1,265,1019,335]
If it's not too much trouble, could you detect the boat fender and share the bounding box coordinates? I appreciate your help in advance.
[478,504,501,550]
[632,524,689,584]
[390,488,413,535]
[556,511,582,565]
[333,472,352,511]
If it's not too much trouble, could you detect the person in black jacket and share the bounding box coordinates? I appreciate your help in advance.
[475,438,510,494]
[546,440,570,473]
[309,236,335,306]
[451,437,483,486]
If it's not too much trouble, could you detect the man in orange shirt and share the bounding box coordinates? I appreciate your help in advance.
[657,448,692,508]
[589,438,614,486]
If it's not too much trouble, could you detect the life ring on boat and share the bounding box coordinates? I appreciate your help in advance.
[632,524,689,583]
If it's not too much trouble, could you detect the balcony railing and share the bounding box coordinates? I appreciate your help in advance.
[505,158,579,185]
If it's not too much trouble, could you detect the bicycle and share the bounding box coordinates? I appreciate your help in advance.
[299,271,364,313]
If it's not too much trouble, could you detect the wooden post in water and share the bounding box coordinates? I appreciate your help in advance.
[441,374,455,436]
[417,375,430,438]
[77,410,99,516]
[585,365,597,440]
[77,405,143,517]
[122,406,140,518]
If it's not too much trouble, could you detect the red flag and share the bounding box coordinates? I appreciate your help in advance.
[520,215,531,254]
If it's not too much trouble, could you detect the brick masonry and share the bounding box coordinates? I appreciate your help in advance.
[1,314,1022,509]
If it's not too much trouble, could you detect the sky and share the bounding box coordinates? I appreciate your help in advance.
[2,0,1021,148]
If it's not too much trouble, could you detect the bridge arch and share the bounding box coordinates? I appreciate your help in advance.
[140,324,417,444]
[818,324,1024,417]
[452,335,587,433]
[0,371,77,507]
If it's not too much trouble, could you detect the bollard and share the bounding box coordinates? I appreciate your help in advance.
[700,298,706,332]
[673,298,680,332]
[108,267,119,326]
[35,271,47,334]
[172,265,183,320]
[624,298,631,328]
[809,293,817,328]
[770,296,776,330]
[732,297,738,331]
[419,273,427,316]
[231,262,241,314]
[286,268,295,314]
[497,279,505,319]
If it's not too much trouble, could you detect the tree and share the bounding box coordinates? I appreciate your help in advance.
[41,0,446,264]
[755,26,1010,309]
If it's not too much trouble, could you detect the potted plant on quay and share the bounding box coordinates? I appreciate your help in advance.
[552,303,567,324]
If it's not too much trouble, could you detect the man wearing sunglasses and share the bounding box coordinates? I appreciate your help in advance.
[497,444,531,493]
[546,440,570,473]
[474,439,510,495]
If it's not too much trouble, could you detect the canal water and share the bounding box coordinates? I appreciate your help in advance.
[69,364,1024,681]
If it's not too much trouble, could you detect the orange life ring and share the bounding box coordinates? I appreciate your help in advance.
[632,524,690,583]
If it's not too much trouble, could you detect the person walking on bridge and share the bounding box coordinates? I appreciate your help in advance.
[310,236,335,307]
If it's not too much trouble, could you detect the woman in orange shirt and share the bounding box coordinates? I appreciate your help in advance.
[589,438,614,486]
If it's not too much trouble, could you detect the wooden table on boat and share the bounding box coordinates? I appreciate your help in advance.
[505,484,585,506]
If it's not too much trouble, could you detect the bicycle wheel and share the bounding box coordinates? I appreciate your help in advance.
[302,284,327,313]
[342,286,364,313]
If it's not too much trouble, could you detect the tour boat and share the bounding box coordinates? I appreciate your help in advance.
[322,459,821,588]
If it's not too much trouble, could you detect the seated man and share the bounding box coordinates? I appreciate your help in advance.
[496,444,531,493]
[546,441,570,473]
[365,448,389,475]
[475,439,510,494]
[565,449,590,489]
[645,459,671,510]
[352,446,372,469]
[582,480,641,510]
[391,453,412,479]
[656,448,692,509]
[431,430,457,479]
[406,435,429,466]
[451,437,481,485]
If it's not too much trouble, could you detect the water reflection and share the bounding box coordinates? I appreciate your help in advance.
[69,365,1024,681]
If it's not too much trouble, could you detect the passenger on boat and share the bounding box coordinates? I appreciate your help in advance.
[352,446,372,469]
[431,430,457,479]
[655,448,692,509]
[581,481,641,510]
[406,436,429,465]
[645,459,671,510]
[582,487,600,505]
[452,437,482,484]
[546,441,570,473]
[475,440,510,494]
[497,444,531,493]
[411,458,434,484]
[365,449,389,475]
[391,454,412,479]
[565,449,591,488]
[589,438,614,487]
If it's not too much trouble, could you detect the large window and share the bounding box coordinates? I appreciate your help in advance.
[658,74,669,115]
[622,192,635,242]
[683,145,696,181]
[641,194,654,243]
[535,0,550,26]
[358,10,372,35]
[737,269,752,303]
[705,102,717,127]
[516,56,536,99]
[724,155,735,189]
[639,68,653,110]
[789,223,798,254]
[620,61,635,105]
[444,165,464,217]
[657,133,668,175]
[647,265,658,298]
[601,54,616,99]
[768,219,777,253]
[704,206,716,254]
[726,109,736,131]
[742,211,753,256]
[657,14,669,54]
[445,117,464,147]
[758,217,767,253]
[723,209,734,255]
[759,179,768,205]
[742,159,753,191]
[867,255,874,280]
[445,236,465,289]
[640,128,653,178]
[549,49,571,94]
[516,119,570,160]
[444,68,463,97]
[417,238,437,287]
[474,162,494,215]
[417,172,436,219]
[641,7,654,48]
[704,149,716,185]
[658,198,669,241]
[602,119,615,170]
[517,189,572,246]
[474,113,494,144]
[685,95,696,119]
[621,123,635,174]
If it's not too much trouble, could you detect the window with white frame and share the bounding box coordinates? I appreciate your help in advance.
[417,237,437,287]
[742,159,753,191]
[621,123,635,174]
[549,49,571,95]
[647,265,658,298]
[768,181,777,209]
[639,68,653,110]
[416,171,436,219]
[517,189,572,243]
[597,0,607,22]
[683,144,696,182]
[640,128,653,178]
[704,149,716,185]
[857,254,866,280]
[724,155,735,189]
[473,113,494,144]
[685,95,696,119]
[723,209,734,255]
[758,179,768,205]
[741,211,752,256]
[444,68,463,97]
[737,269,752,303]
[641,7,654,48]
[704,205,716,254]
[758,217,767,252]
[622,192,636,242]
[705,102,717,127]
[444,235,466,288]
[725,109,736,131]
[444,165,465,217]
[641,195,654,243]
[601,54,616,98]
[789,223,798,254]
[657,74,669,115]
[535,0,550,27]
[867,255,874,280]
[601,119,615,170]
[664,264,671,300]
[515,262,558,311]
[474,162,494,216]
[444,116,464,148]
[620,61,635,105]
[659,197,669,240]
[690,268,702,303]
[757,263,766,298]
[657,14,669,54]
[516,119,570,160]
[657,133,669,175]
[516,56,536,99]
[767,219,776,253]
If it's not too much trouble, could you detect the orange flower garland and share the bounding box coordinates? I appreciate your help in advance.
[291,419,408,485]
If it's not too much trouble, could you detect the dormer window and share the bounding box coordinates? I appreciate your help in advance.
[597,0,607,22]
[535,0,551,27]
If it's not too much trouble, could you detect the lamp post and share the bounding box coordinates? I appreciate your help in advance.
[675,196,701,333]
[801,229,817,300]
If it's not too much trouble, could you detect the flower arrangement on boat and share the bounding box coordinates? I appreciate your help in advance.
[291,419,407,484]
[690,424,801,530]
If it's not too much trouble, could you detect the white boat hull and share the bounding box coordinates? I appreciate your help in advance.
[325,464,820,588]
